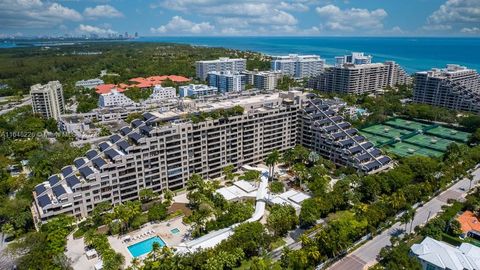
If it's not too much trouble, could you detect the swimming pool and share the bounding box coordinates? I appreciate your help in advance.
[170,228,180,234]
[127,236,166,258]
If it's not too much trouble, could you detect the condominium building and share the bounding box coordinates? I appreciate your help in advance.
[253,71,283,90]
[32,91,391,222]
[207,71,245,93]
[196,57,247,80]
[335,52,372,67]
[271,54,325,78]
[144,85,176,103]
[30,81,65,120]
[98,89,135,107]
[179,84,218,98]
[299,98,392,173]
[413,65,480,114]
[75,78,104,89]
[308,60,410,94]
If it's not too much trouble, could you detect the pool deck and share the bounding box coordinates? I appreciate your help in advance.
[108,216,191,267]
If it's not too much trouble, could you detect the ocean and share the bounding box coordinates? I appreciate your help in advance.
[135,36,480,73]
[2,36,479,73]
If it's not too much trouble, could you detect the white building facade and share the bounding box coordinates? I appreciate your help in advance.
[271,54,325,78]
[30,81,65,120]
[207,71,245,93]
[144,85,176,103]
[196,57,247,80]
[98,89,135,107]
[75,78,105,89]
[179,84,218,97]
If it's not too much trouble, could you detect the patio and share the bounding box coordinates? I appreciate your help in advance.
[108,216,191,267]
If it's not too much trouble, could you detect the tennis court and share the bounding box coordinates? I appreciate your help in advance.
[361,132,391,145]
[425,126,470,143]
[359,118,470,158]
[385,118,430,131]
[361,124,409,139]
[404,134,457,152]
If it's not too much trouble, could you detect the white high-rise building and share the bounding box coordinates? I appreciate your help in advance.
[30,81,65,120]
[335,52,373,67]
[253,71,283,90]
[413,64,480,114]
[207,71,245,93]
[196,57,247,80]
[271,54,325,78]
[98,89,135,107]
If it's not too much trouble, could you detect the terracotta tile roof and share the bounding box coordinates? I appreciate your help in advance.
[129,77,145,83]
[165,75,190,82]
[457,210,480,233]
[95,84,125,94]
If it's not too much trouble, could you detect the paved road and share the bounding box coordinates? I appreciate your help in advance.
[0,97,31,116]
[328,168,480,270]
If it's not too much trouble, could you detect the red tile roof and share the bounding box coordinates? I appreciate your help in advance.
[457,210,480,233]
[95,84,126,94]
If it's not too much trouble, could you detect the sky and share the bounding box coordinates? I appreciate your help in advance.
[0,0,479,38]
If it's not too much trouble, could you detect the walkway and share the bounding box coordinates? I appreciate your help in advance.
[327,167,480,270]
[175,165,269,253]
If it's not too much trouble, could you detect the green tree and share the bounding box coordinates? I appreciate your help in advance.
[148,203,168,222]
[267,204,298,237]
[139,188,157,202]
[266,149,280,181]
[223,164,235,181]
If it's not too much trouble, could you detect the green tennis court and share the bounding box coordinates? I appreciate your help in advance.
[359,118,471,158]
[385,118,430,131]
[361,124,409,139]
[425,126,470,143]
[404,134,457,152]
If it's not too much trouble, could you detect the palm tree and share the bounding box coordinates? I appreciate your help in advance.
[400,206,415,233]
[130,258,140,270]
[308,151,320,164]
[163,188,174,206]
[265,149,280,181]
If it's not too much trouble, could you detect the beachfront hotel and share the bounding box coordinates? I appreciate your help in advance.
[195,57,247,80]
[32,91,391,222]
[271,54,325,78]
[413,64,480,114]
[308,53,411,94]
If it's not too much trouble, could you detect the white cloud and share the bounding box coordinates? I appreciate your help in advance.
[0,0,82,28]
[77,24,117,35]
[461,27,480,34]
[150,16,214,35]
[429,0,480,24]
[278,1,310,12]
[151,0,302,35]
[316,4,387,32]
[424,0,480,34]
[84,5,123,18]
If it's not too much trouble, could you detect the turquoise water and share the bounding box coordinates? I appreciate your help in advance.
[135,37,480,73]
[170,228,180,234]
[127,236,166,258]
[3,37,479,73]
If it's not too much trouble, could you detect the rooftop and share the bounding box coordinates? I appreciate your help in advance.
[457,211,480,234]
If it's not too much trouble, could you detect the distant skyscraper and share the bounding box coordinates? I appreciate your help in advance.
[413,64,480,114]
[125,32,128,38]
[134,32,138,38]
[30,81,65,120]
